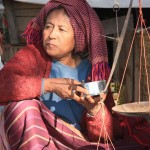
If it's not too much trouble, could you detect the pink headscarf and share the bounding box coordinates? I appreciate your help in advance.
[22,0,110,81]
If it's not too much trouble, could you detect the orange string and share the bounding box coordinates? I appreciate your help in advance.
[117,14,139,101]
[97,0,150,149]
[96,102,115,150]
[117,0,150,104]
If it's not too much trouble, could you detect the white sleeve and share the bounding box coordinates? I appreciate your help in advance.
[0,56,4,70]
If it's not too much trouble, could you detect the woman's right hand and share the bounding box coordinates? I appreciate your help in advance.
[44,78,90,101]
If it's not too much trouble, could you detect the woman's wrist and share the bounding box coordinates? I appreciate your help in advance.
[42,78,53,94]
[87,102,101,116]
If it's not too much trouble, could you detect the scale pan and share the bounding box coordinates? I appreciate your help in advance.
[112,101,150,117]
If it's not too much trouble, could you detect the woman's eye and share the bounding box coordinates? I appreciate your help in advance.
[45,25,52,29]
[60,28,66,32]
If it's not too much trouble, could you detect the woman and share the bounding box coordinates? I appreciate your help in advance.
[0,0,149,149]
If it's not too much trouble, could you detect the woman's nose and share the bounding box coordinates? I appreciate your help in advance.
[49,28,57,39]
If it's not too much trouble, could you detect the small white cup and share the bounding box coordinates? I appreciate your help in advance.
[84,80,106,96]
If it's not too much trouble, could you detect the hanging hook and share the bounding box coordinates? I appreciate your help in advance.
[113,4,120,40]
[103,0,133,93]
[113,4,120,13]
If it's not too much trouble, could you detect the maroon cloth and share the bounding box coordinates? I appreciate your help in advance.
[3,99,146,150]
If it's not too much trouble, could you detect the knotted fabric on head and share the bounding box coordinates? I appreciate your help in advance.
[22,0,110,81]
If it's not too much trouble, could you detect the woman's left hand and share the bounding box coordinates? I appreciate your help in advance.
[79,92,107,116]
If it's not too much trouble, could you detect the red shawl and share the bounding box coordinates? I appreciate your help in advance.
[22,0,110,81]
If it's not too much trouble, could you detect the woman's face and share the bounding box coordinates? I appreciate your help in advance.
[43,8,75,60]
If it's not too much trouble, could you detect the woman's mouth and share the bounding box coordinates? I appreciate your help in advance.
[46,43,56,48]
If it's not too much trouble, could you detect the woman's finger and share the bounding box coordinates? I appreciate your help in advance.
[85,95,95,103]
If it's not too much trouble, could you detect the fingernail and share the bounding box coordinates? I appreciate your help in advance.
[81,96,85,100]
[86,95,90,99]
[85,92,90,96]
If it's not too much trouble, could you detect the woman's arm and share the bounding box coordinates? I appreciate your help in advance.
[82,102,114,142]
[81,90,122,142]
[0,45,48,103]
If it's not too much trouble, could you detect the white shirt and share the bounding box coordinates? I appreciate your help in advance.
[0,56,3,70]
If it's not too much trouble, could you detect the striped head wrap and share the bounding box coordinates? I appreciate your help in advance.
[22,0,110,81]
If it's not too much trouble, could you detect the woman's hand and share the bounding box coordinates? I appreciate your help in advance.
[82,92,107,116]
[44,78,90,100]
[44,78,107,116]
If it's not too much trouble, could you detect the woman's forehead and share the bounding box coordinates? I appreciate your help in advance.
[47,8,68,19]
[46,9,71,26]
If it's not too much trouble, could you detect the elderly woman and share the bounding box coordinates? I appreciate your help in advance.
[0,0,149,149]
